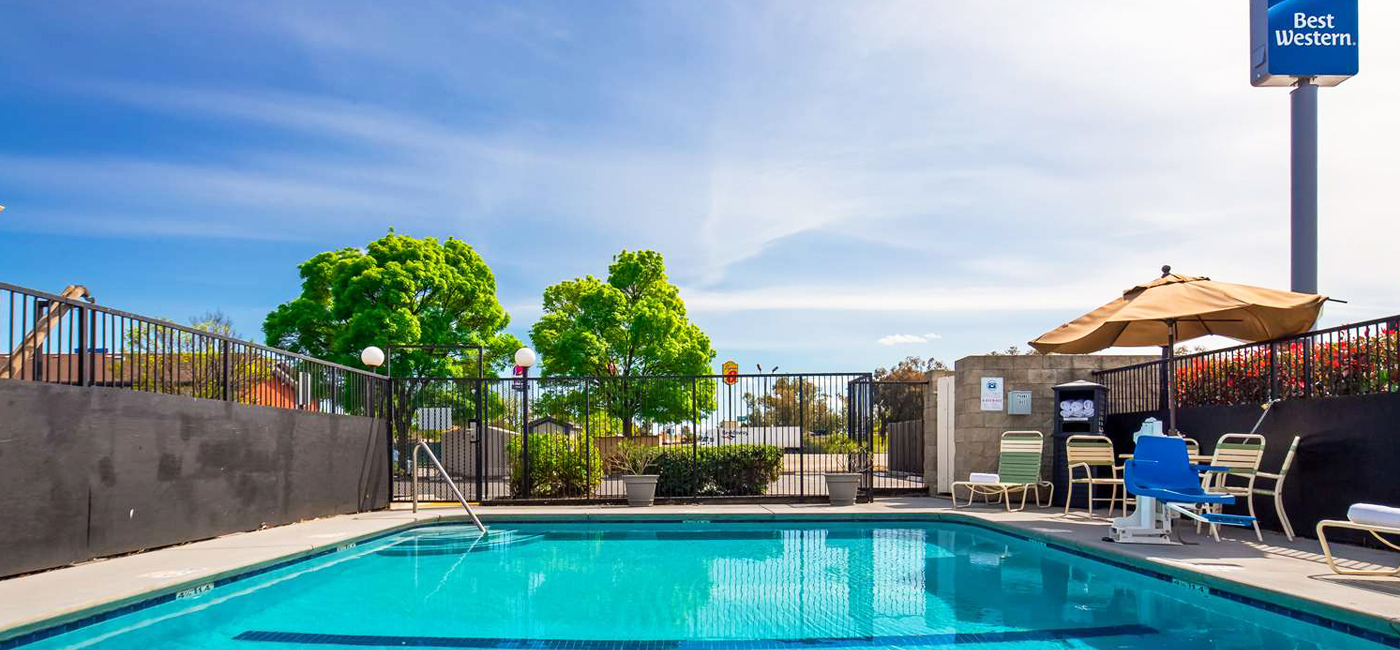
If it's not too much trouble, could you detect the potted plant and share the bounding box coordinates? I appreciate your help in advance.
[824,440,870,506]
[616,442,664,507]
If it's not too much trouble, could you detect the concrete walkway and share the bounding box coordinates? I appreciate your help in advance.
[2,498,1397,644]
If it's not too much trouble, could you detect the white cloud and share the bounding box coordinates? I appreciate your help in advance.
[878,333,941,346]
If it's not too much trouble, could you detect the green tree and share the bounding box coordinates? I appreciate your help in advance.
[872,355,946,437]
[263,231,520,377]
[264,232,521,450]
[530,250,717,436]
[741,377,847,434]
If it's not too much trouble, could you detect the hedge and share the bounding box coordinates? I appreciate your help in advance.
[654,444,784,497]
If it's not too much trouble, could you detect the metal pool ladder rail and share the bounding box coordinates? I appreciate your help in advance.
[411,440,487,533]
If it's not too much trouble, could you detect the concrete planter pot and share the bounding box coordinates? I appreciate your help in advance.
[622,475,659,507]
[825,472,862,506]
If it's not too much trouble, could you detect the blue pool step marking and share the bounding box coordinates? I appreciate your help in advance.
[233,624,1157,648]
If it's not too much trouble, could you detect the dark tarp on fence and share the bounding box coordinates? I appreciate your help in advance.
[1105,393,1400,543]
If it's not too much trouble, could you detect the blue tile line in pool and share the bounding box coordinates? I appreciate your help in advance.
[232,624,1160,648]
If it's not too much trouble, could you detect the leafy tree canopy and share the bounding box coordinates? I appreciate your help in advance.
[263,231,521,377]
[530,250,717,433]
[874,356,949,382]
[742,377,847,435]
[531,250,715,377]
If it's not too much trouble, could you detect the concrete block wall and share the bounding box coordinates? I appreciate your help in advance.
[928,354,1156,493]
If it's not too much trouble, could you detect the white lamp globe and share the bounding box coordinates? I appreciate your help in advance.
[514,347,537,368]
[360,346,386,368]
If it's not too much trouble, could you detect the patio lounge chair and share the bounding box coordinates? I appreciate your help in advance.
[952,431,1051,512]
[1252,436,1301,541]
[1197,433,1266,541]
[1317,504,1400,577]
[1064,435,1126,518]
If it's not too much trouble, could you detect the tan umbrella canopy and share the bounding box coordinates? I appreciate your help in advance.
[1030,266,1329,431]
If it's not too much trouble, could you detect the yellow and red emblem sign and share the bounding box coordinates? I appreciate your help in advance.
[721,360,739,385]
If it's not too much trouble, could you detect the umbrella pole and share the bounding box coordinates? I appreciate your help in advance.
[1166,320,1178,434]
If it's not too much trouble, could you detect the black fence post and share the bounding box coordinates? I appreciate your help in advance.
[584,381,592,499]
[1268,341,1279,401]
[475,378,486,500]
[522,374,531,499]
[691,376,699,502]
[865,377,875,503]
[220,340,231,401]
[798,379,805,497]
[75,305,87,387]
[1303,341,1314,398]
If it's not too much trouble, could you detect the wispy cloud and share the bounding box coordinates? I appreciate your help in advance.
[877,332,942,346]
[3,0,1399,368]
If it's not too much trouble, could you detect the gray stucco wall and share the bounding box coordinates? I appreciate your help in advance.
[938,355,1157,489]
[0,379,389,578]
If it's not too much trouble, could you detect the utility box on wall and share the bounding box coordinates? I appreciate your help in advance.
[1008,391,1032,415]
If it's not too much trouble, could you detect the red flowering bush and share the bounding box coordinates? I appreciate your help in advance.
[1174,324,1399,408]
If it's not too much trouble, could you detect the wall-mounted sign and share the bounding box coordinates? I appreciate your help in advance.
[722,360,739,385]
[1008,391,1032,416]
[980,377,1004,411]
[1251,0,1358,87]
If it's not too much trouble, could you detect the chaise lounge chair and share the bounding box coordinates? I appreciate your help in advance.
[1317,504,1400,577]
[952,431,1052,512]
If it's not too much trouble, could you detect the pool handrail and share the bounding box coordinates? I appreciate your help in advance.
[411,440,487,533]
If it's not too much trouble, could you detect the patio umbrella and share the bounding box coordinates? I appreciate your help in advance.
[1029,266,1328,432]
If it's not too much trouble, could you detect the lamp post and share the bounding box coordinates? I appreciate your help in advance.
[515,347,537,497]
[360,346,387,510]
[361,346,385,371]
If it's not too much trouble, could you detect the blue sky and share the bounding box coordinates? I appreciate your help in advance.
[3,1,1399,372]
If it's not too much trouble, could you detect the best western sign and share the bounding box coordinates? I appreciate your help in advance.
[1251,0,1359,87]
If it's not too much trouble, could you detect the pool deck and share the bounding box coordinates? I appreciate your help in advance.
[2,497,1398,645]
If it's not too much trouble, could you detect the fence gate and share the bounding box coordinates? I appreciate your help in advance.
[390,377,495,503]
[871,380,928,493]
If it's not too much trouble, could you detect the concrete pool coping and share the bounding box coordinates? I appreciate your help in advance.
[2,497,1398,646]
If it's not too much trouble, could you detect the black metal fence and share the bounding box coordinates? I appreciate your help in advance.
[1094,314,1400,415]
[389,373,918,502]
[4,281,928,504]
[1,281,387,416]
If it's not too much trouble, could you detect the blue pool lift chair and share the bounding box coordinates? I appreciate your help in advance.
[1110,435,1257,545]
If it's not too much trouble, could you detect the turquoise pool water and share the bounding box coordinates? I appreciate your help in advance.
[9,521,1393,650]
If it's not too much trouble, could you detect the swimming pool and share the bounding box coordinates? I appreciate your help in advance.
[5,520,1395,650]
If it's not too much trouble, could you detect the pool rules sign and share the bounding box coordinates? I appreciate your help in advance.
[1251,0,1358,87]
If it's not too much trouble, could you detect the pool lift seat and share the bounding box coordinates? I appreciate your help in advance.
[1110,435,1256,545]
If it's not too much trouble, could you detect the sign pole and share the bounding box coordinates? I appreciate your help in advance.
[1290,78,1318,294]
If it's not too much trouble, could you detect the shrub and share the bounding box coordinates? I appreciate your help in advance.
[507,433,602,498]
[1173,326,1400,408]
[708,445,784,496]
[653,444,783,497]
[655,448,706,497]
